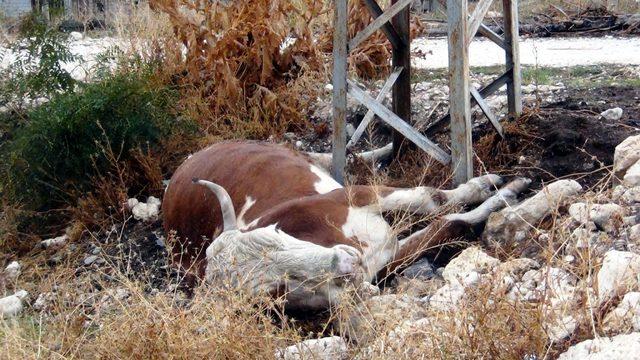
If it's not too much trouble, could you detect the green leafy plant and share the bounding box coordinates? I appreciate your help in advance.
[0,14,78,108]
[1,71,194,211]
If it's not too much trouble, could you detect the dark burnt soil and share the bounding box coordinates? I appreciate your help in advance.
[517,7,640,38]
[481,6,640,38]
[74,220,184,294]
[475,86,640,190]
[422,7,640,38]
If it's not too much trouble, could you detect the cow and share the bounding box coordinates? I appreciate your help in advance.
[163,141,530,310]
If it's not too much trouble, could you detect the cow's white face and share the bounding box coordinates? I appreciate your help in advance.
[204,225,365,310]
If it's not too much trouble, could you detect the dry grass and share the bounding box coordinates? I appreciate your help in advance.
[0,280,303,358]
[0,172,628,359]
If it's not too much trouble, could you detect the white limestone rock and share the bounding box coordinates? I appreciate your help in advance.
[69,31,83,41]
[128,196,161,222]
[276,337,348,360]
[428,283,466,312]
[612,185,628,201]
[597,250,640,305]
[614,135,640,177]
[509,267,577,304]
[601,107,624,121]
[345,293,427,342]
[603,292,640,332]
[546,315,578,343]
[0,290,28,318]
[629,224,640,244]
[4,261,21,281]
[622,187,640,204]
[495,258,541,278]
[353,294,426,321]
[625,160,640,187]
[40,234,68,250]
[569,203,624,232]
[442,247,500,287]
[572,227,597,248]
[558,333,640,359]
[33,292,56,312]
[505,266,581,340]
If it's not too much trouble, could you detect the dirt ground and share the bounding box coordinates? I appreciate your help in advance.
[476,86,640,190]
[341,85,640,191]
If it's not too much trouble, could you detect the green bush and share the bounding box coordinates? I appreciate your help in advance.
[1,72,194,210]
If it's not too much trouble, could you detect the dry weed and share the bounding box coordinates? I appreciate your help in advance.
[148,0,328,139]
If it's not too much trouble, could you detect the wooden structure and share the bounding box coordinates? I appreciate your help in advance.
[332,0,522,185]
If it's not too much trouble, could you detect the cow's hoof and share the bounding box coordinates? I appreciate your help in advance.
[332,245,362,282]
[469,174,503,197]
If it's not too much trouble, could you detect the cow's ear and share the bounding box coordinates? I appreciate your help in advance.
[193,179,238,232]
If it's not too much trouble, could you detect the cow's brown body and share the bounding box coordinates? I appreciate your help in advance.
[163,142,377,274]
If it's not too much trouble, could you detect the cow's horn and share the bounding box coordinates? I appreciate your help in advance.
[192,178,238,232]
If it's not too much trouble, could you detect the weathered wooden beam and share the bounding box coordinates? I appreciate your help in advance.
[478,67,512,98]
[477,23,507,50]
[470,86,504,138]
[502,0,522,117]
[332,0,348,184]
[467,0,493,44]
[447,0,473,185]
[391,0,412,158]
[425,68,511,136]
[347,80,451,165]
[349,0,413,51]
[362,0,404,50]
[347,67,403,149]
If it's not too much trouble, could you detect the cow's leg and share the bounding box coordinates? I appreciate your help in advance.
[305,143,393,171]
[377,178,531,280]
[375,174,504,215]
[355,143,393,163]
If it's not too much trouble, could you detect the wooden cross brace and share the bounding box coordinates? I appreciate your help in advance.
[332,0,521,185]
[333,0,450,184]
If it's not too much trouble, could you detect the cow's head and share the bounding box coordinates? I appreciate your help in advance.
[193,179,365,310]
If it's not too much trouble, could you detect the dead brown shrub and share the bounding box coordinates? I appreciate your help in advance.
[148,0,328,139]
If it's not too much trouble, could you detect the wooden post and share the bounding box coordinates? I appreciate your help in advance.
[391,0,412,158]
[332,0,348,184]
[447,0,473,185]
[502,0,522,117]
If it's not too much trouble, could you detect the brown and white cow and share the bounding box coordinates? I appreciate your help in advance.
[163,141,530,310]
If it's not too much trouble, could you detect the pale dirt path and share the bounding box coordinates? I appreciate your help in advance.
[1,35,639,79]
[412,36,640,69]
